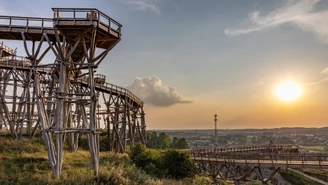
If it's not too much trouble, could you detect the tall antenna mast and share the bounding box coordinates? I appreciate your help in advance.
[214,114,217,147]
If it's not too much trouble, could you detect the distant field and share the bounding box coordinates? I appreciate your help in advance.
[299,145,328,153]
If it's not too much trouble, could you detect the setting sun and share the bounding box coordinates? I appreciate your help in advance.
[275,80,302,102]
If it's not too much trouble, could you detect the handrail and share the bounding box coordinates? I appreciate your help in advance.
[94,74,106,79]
[52,8,122,34]
[0,55,142,106]
[0,55,31,67]
[191,144,296,153]
[192,152,328,164]
[0,42,14,55]
[78,76,143,106]
[0,15,53,29]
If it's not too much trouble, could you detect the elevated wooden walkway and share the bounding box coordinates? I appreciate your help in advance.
[191,144,298,154]
[0,8,122,62]
[191,145,328,184]
[0,56,142,107]
[192,153,328,169]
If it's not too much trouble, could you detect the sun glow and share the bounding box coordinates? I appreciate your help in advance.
[275,80,302,102]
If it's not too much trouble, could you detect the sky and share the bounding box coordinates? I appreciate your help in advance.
[1,0,328,129]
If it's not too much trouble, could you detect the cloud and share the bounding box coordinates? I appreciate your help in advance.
[127,75,192,107]
[120,0,160,14]
[308,77,328,86]
[321,67,328,74]
[307,67,328,85]
[225,0,328,42]
[253,81,264,86]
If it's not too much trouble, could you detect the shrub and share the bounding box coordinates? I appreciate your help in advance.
[162,150,197,179]
[129,142,161,176]
[130,143,197,180]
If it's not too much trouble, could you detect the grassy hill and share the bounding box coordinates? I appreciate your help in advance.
[2,133,324,185]
[0,135,213,185]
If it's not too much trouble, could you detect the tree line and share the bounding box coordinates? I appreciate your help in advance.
[146,131,189,149]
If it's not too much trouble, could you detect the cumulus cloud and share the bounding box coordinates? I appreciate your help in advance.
[127,75,192,107]
[225,0,328,42]
[120,0,160,14]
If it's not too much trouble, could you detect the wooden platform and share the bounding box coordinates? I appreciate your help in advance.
[0,8,122,61]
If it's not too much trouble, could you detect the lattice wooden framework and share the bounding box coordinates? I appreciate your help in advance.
[0,8,146,178]
[191,145,328,184]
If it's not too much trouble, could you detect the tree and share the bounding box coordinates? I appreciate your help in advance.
[146,131,189,149]
[177,138,189,149]
[171,137,179,148]
[158,132,171,149]
[146,131,159,148]
[162,150,197,179]
[172,137,189,149]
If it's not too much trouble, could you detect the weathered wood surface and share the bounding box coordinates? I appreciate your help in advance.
[0,8,146,178]
[192,145,328,184]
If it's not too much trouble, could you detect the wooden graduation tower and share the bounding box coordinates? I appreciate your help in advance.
[0,8,146,177]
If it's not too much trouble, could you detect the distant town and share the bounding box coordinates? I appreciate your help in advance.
[152,127,328,153]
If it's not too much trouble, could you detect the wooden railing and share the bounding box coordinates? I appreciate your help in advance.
[52,8,122,36]
[191,144,297,154]
[0,15,53,30]
[0,42,14,55]
[0,55,31,67]
[0,8,122,37]
[190,145,328,169]
[0,56,142,106]
[78,76,143,106]
[192,152,328,168]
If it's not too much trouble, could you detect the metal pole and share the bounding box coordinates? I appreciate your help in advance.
[214,114,217,147]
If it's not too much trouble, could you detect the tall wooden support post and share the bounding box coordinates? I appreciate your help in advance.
[0,70,3,130]
[0,46,4,131]
[26,70,33,137]
[12,77,17,132]
[20,32,57,176]
[85,32,100,174]
[0,70,18,139]
[122,99,127,151]
[55,61,67,176]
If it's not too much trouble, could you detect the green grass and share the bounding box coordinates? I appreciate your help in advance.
[300,169,328,182]
[0,136,212,185]
[280,169,323,185]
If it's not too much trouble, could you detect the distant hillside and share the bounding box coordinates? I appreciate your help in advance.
[153,127,328,135]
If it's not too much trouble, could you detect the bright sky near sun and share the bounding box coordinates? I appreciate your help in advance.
[1,0,328,129]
